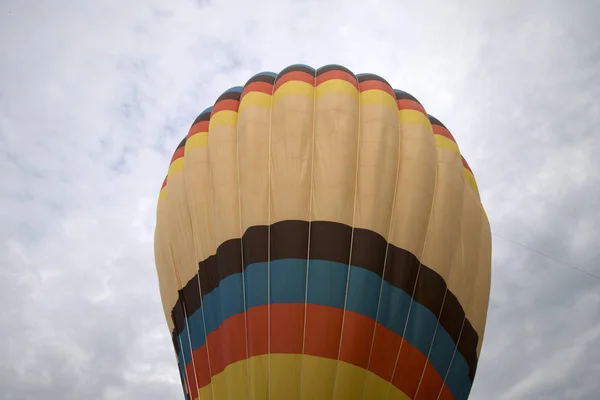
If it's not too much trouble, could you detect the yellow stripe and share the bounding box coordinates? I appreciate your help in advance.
[158,187,167,201]
[209,110,237,128]
[316,79,359,100]
[168,158,184,175]
[239,92,271,113]
[464,168,480,197]
[398,109,430,126]
[360,89,397,109]
[434,134,460,154]
[196,354,410,400]
[186,132,209,149]
[273,81,314,104]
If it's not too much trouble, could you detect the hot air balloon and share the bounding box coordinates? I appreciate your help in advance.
[154,64,491,400]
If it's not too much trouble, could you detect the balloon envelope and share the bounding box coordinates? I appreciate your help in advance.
[154,64,491,400]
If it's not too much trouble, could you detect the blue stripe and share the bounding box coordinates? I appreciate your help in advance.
[177,259,472,398]
[284,63,314,71]
[224,86,243,94]
[250,71,277,80]
[201,106,212,115]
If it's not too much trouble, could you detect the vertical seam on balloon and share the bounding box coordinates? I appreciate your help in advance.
[299,66,317,400]
[182,300,201,400]
[169,245,199,400]
[177,329,193,400]
[436,319,465,400]
[360,90,404,400]
[414,149,466,399]
[414,290,449,399]
[331,69,362,400]
[205,120,219,399]
[180,145,215,400]
[437,219,483,400]
[266,70,278,400]
[235,100,251,400]
[386,119,440,399]
[194,273,214,400]
[439,202,488,399]
[184,183,217,396]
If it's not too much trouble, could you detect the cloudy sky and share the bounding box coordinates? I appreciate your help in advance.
[1,0,599,399]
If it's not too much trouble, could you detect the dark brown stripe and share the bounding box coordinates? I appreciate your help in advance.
[215,89,241,103]
[428,114,446,128]
[394,89,422,104]
[357,73,392,87]
[175,137,186,151]
[169,220,480,380]
[439,291,466,347]
[192,110,211,126]
[276,64,316,80]
[245,73,276,86]
[458,318,479,381]
[316,64,354,77]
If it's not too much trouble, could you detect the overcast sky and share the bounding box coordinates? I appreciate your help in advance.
[1,0,599,399]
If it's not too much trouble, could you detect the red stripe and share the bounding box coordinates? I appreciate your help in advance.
[273,71,315,92]
[358,80,396,100]
[211,99,239,115]
[271,303,304,354]
[392,339,429,398]
[432,124,456,143]
[207,312,247,378]
[368,324,402,381]
[193,346,211,390]
[316,70,358,89]
[339,310,376,369]
[417,361,448,399]
[161,176,167,190]
[304,304,343,359]
[170,147,185,163]
[241,81,273,100]
[397,99,426,114]
[247,305,268,358]
[186,304,448,395]
[187,121,209,138]
[462,156,473,173]
[439,383,455,400]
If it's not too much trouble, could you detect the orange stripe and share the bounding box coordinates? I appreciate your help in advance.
[274,71,315,91]
[161,176,167,190]
[359,80,396,99]
[170,146,185,163]
[432,124,456,143]
[241,81,273,99]
[397,99,426,114]
[316,70,358,88]
[188,304,449,396]
[187,121,209,138]
[211,99,239,115]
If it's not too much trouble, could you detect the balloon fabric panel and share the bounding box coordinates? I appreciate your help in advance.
[154,64,491,400]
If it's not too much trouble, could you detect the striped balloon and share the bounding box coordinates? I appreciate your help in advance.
[154,64,491,400]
